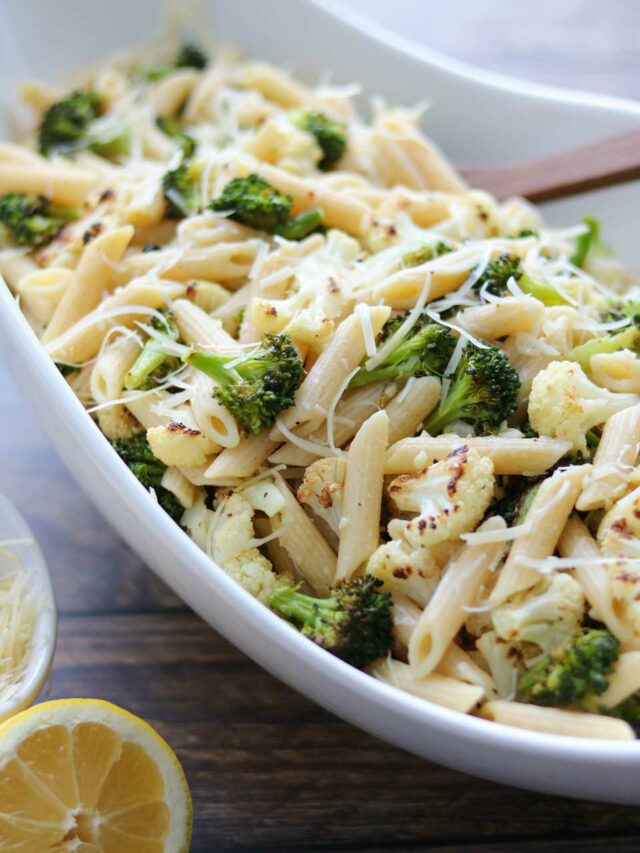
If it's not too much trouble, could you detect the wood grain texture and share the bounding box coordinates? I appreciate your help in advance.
[2,3,640,851]
[460,127,640,202]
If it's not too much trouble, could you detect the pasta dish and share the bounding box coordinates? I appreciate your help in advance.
[4,42,640,740]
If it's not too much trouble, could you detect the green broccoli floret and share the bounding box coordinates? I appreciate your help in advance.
[124,311,181,391]
[423,342,520,435]
[570,215,610,268]
[185,333,304,435]
[144,43,209,81]
[55,362,80,377]
[292,109,346,170]
[517,628,619,707]
[38,90,129,159]
[472,252,569,306]
[349,314,455,388]
[472,253,523,297]
[156,116,196,158]
[402,241,453,268]
[489,479,539,527]
[230,306,246,340]
[268,575,393,668]
[210,174,322,239]
[602,297,640,325]
[110,433,183,523]
[605,694,640,735]
[567,317,640,371]
[162,152,201,219]
[176,43,209,70]
[0,194,78,247]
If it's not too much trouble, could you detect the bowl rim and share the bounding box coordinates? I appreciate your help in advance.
[0,491,57,722]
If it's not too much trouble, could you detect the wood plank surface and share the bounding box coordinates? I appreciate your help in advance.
[2,3,640,851]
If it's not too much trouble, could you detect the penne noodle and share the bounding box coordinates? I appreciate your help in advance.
[577,403,640,511]
[0,162,97,206]
[480,701,635,740]
[371,658,485,714]
[558,515,636,647]
[336,410,388,580]
[42,226,135,343]
[409,517,506,676]
[385,434,572,476]
[490,466,590,606]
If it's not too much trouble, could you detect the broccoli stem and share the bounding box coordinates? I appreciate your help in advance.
[185,350,238,386]
[567,324,640,371]
[423,373,473,435]
[518,273,570,307]
[275,208,323,240]
[269,585,337,627]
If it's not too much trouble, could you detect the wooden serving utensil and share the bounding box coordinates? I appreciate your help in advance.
[458,127,640,202]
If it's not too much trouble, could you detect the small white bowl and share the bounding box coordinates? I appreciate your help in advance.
[0,491,56,723]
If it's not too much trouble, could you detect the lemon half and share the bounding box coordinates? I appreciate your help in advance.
[0,698,192,852]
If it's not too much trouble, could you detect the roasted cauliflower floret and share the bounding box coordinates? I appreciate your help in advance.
[598,484,640,559]
[386,445,494,547]
[182,490,291,603]
[476,630,519,699]
[297,457,346,536]
[147,421,218,467]
[223,549,289,603]
[528,360,637,451]
[366,539,440,607]
[491,573,585,655]
[212,491,256,565]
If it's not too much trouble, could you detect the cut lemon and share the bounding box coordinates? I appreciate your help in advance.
[0,698,192,852]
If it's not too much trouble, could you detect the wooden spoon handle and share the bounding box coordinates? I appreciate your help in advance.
[458,127,640,202]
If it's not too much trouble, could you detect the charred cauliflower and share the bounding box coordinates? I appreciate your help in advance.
[529,360,637,451]
[387,445,495,547]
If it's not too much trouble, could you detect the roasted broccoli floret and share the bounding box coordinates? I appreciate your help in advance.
[423,342,520,435]
[156,116,196,158]
[110,433,183,523]
[185,333,304,435]
[472,253,523,297]
[268,575,393,668]
[210,174,322,239]
[176,43,209,70]
[517,628,619,707]
[38,90,129,158]
[292,109,346,170]
[162,149,201,219]
[570,215,610,268]
[0,193,78,247]
[124,311,181,391]
[606,694,640,735]
[602,296,640,325]
[488,479,539,526]
[472,252,569,306]
[402,241,453,268]
[144,43,209,81]
[567,317,640,371]
[349,314,455,388]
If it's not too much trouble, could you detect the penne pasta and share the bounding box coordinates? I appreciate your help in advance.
[480,701,635,740]
[385,434,572,476]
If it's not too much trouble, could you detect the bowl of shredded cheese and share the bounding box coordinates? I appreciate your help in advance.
[0,492,56,722]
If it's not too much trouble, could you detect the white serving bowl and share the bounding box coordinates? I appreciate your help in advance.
[0,492,56,722]
[1,0,640,802]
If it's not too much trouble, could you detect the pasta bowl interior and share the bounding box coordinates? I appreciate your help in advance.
[2,0,640,803]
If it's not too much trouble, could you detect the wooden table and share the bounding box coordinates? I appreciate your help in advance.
[3,3,640,850]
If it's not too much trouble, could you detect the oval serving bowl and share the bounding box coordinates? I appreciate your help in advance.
[0,492,56,722]
[1,0,640,803]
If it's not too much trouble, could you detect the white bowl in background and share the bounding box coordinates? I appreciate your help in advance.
[1,0,640,803]
[0,492,56,722]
